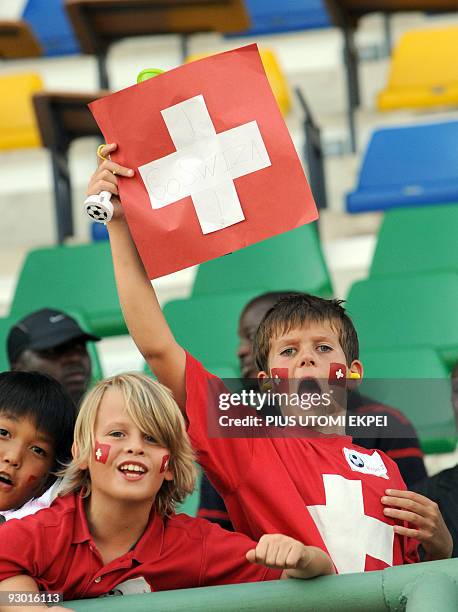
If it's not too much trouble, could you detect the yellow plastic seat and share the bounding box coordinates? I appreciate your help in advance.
[0,73,43,149]
[186,48,291,116]
[378,26,458,111]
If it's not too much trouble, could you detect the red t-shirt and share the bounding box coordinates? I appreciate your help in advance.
[185,353,418,574]
[0,493,280,600]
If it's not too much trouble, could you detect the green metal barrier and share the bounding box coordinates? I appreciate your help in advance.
[63,559,458,611]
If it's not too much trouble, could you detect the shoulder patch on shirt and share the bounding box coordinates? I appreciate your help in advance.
[343,448,388,479]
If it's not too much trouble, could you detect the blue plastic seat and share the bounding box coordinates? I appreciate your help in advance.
[346,121,458,213]
[22,0,80,56]
[226,0,330,36]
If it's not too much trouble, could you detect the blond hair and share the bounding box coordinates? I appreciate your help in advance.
[59,373,196,516]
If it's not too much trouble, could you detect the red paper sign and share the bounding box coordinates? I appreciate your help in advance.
[89,44,318,279]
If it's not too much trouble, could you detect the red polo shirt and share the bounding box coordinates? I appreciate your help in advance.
[0,493,281,600]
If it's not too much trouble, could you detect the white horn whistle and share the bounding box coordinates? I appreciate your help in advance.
[84,191,114,223]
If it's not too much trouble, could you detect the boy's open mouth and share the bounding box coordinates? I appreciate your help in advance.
[117,462,148,480]
[0,472,13,488]
[298,378,322,396]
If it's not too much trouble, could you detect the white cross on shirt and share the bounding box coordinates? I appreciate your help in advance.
[307,474,394,574]
[138,94,271,234]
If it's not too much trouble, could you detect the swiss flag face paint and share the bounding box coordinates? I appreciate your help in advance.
[271,368,289,393]
[159,454,170,474]
[94,442,111,464]
[328,363,347,387]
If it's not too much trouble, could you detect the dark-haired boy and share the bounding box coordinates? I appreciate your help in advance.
[200,290,427,529]
[0,371,76,521]
[87,148,452,573]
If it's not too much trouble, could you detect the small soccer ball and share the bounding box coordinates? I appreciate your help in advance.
[86,204,108,222]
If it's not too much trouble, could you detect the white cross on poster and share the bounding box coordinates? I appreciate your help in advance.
[307,474,394,574]
[138,94,271,234]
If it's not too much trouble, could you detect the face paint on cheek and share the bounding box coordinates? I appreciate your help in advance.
[328,362,347,387]
[26,475,38,485]
[94,441,111,464]
[271,368,289,393]
[159,454,170,474]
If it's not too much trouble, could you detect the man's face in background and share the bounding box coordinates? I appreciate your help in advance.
[13,339,91,406]
[237,300,273,380]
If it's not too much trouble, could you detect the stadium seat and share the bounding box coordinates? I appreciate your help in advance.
[377,26,458,111]
[192,224,333,299]
[360,347,455,454]
[226,0,330,36]
[22,0,80,56]
[187,48,292,116]
[66,0,250,88]
[164,291,260,373]
[9,243,126,338]
[370,204,458,278]
[346,121,458,213]
[0,73,43,150]
[0,312,103,384]
[346,273,458,370]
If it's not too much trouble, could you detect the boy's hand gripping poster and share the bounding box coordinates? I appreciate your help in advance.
[89,44,318,279]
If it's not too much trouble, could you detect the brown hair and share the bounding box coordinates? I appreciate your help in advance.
[58,373,196,516]
[253,294,359,373]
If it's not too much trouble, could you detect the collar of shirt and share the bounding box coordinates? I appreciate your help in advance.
[72,492,165,564]
[0,480,61,522]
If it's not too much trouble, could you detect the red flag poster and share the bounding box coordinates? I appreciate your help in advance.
[89,44,318,279]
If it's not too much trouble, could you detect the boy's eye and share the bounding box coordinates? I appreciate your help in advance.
[280,347,296,357]
[144,434,158,444]
[317,345,332,353]
[108,431,124,438]
[0,429,10,438]
[31,446,47,457]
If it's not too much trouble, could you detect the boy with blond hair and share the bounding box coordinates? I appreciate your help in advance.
[0,372,334,610]
[85,145,452,575]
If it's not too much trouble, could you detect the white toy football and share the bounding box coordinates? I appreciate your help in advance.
[84,191,114,223]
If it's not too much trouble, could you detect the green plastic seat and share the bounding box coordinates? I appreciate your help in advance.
[370,204,458,278]
[192,223,333,298]
[10,243,126,337]
[164,290,259,373]
[0,311,103,384]
[360,347,455,454]
[346,273,458,370]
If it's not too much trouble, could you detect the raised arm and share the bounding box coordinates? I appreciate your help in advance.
[86,143,187,409]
